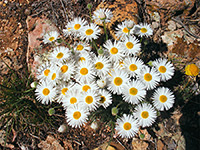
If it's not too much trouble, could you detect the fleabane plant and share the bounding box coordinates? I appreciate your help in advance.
[34,7,175,139]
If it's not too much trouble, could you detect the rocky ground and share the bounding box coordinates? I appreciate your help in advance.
[0,0,200,149]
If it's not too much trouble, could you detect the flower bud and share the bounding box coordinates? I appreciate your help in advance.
[87,3,93,10]
[111,107,118,116]
[58,124,67,133]
[99,12,106,20]
[126,20,135,29]
[97,46,104,56]
[97,78,106,88]
[48,108,55,116]
[30,82,37,88]
[90,121,98,131]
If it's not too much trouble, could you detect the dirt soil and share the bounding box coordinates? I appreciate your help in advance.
[0,0,200,150]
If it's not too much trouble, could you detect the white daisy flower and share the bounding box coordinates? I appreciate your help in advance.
[134,103,157,128]
[115,21,131,40]
[70,17,87,37]
[49,46,70,63]
[97,77,108,88]
[122,80,146,105]
[124,20,135,30]
[57,61,75,81]
[35,80,57,104]
[75,51,92,63]
[65,105,89,128]
[115,114,139,139]
[107,69,129,95]
[47,65,60,84]
[62,88,82,108]
[43,31,59,44]
[75,42,91,53]
[98,89,112,108]
[80,23,101,41]
[152,58,175,81]
[36,62,51,81]
[152,87,175,111]
[78,80,99,92]
[55,83,69,103]
[138,66,160,90]
[103,40,124,62]
[75,60,95,82]
[122,36,141,56]
[63,21,73,37]
[134,23,153,37]
[82,89,100,112]
[56,82,75,103]
[123,56,145,77]
[94,55,111,77]
[93,8,113,24]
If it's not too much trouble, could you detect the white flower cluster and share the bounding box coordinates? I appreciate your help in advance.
[35,8,175,139]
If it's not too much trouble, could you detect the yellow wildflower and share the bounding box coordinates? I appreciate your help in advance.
[185,64,199,76]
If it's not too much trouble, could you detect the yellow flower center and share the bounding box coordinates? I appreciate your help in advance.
[85,96,93,104]
[141,111,149,119]
[73,111,81,120]
[123,27,129,33]
[159,66,166,73]
[44,69,50,76]
[123,122,132,130]
[42,88,50,96]
[119,61,124,67]
[95,62,104,70]
[77,45,84,51]
[140,28,147,33]
[79,57,86,62]
[51,73,56,80]
[114,77,123,86]
[56,52,64,59]
[129,87,138,96]
[110,47,118,54]
[74,24,81,30]
[82,85,91,92]
[144,73,152,81]
[80,68,88,75]
[99,96,106,103]
[49,37,55,42]
[126,42,134,49]
[61,88,68,95]
[85,29,94,35]
[61,65,68,73]
[185,64,199,76]
[70,97,77,104]
[129,64,137,71]
[159,95,167,103]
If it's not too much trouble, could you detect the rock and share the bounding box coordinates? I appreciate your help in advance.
[139,129,152,141]
[94,141,125,150]
[161,29,184,51]
[157,140,166,150]
[26,15,59,76]
[132,138,148,150]
[167,20,176,31]
[146,0,195,25]
[96,0,138,40]
[38,135,64,150]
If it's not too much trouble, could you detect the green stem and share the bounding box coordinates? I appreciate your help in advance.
[64,40,75,55]
[103,21,108,41]
[89,9,92,23]
[92,39,98,51]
